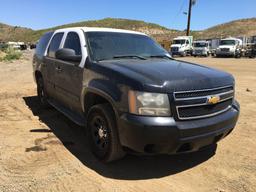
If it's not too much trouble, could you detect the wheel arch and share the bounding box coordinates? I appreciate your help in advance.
[82,88,119,120]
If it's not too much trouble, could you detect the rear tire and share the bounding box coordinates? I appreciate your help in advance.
[87,104,125,162]
[36,77,50,108]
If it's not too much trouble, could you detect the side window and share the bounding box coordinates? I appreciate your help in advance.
[36,32,54,57]
[186,40,189,45]
[64,32,82,55]
[47,32,64,58]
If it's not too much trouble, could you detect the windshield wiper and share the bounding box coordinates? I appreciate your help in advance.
[149,55,173,60]
[113,55,147,60]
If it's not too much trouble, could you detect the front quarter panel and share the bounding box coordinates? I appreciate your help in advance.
[81,62,141,115]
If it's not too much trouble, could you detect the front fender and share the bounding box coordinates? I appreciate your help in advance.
[80,79,127,117]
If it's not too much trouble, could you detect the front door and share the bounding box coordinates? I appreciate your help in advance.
[54,31,84,114]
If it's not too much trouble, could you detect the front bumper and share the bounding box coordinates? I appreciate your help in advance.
[193,50,207,56]
[216,51,235,56]
[171,51,185,55]
[118,101,239,154]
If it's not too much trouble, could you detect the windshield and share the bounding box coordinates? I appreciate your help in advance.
[173,39,185,44]
[86,32,168,61]
[220,40,236,46]
[193,42,207,47]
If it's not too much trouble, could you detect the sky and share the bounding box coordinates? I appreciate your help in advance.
[0,0,255,31]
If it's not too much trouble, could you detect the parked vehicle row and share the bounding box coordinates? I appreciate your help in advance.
[169,36,256,58]
[0,41,36,51]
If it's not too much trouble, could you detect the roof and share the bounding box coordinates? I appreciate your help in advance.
[221,37,241,40]
[54,27,147,36]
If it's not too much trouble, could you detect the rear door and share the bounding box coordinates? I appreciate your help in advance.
[33,31,53,80]
[54,30,86,114]
[44,32,65,99]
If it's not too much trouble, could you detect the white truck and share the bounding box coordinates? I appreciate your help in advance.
[170,36,193,56]
[192,40,211,57]
[216,37,243,58]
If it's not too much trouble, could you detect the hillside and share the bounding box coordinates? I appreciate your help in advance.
[0,18,179,43]
[197,18,256,39]
[0,17,255,43]
[29,18,179,42]
[0,23,33,42]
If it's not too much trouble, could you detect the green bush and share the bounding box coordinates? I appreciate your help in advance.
[0,47,22,61]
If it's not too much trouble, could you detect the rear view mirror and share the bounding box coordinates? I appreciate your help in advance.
[55,48,82,63]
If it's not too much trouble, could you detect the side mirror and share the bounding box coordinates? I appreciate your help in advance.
[55,48,82,63]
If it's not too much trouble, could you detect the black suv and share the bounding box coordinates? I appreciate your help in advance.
[32,27,240,162]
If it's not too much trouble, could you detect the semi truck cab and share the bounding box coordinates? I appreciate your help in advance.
[193,40,211,57]
[216,38,243,58]
[171,36,193,56]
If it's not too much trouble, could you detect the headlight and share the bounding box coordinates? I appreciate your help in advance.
[128,91,171,116]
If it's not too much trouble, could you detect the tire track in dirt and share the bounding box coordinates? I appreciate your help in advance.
[0,94,103,192]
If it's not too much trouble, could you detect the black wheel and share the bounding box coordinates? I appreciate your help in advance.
[87,104,125,162]
[37,77,50,108]
[235,50,241,58]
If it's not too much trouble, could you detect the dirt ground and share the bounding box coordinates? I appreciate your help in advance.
[0,51,255,192]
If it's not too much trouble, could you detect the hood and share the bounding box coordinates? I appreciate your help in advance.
[98,59,234,93]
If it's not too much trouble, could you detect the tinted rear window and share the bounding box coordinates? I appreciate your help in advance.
[36,32,54,56]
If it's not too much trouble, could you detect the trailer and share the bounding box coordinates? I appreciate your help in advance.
[205,38,221,56]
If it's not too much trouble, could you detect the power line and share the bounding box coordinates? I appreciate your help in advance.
[171,0,187,27]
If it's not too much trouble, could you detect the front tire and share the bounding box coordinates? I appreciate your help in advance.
[87,104,125,162]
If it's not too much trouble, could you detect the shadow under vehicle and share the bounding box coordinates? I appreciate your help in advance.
[24,95,217,180]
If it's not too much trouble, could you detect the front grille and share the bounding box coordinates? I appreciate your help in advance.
[171,47,179,52]
[221,48,230,52]
[174,85,234,120]
[195,50,202,54]
[175,86,233,99]
[178,99,232,119]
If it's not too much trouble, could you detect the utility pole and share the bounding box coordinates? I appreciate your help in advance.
[186,0,193,36]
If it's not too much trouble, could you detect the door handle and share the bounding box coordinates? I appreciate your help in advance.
[55,66,62,72]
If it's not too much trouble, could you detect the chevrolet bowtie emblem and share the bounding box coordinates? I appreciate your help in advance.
[207,95,220,105]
